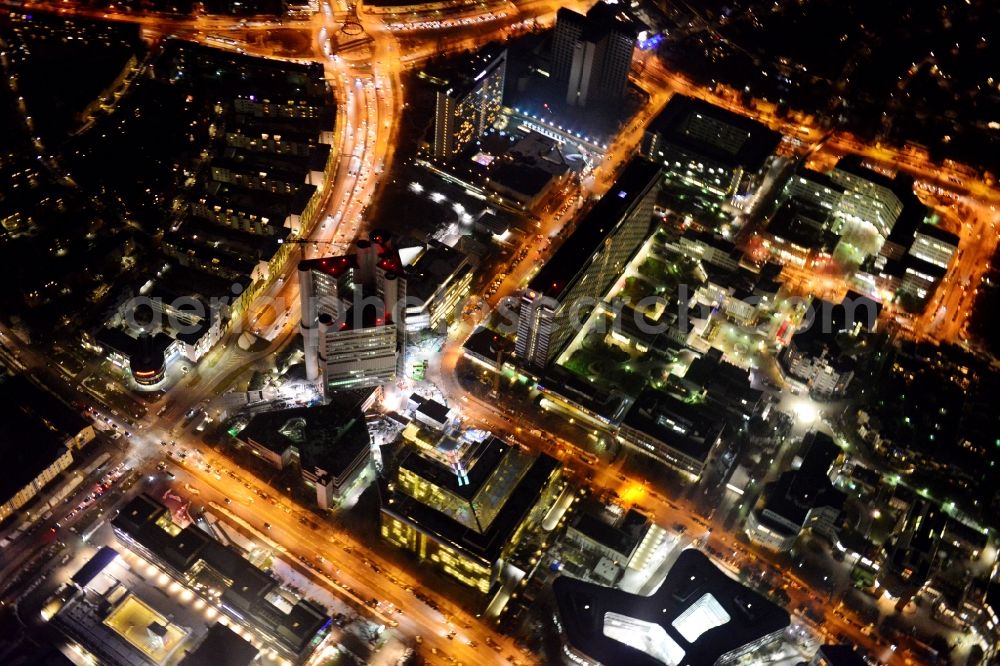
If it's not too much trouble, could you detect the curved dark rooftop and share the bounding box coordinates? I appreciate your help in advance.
[553,548,789,666]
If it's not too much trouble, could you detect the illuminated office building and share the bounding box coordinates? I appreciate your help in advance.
[783,168,847,213]
[516,158,661,369]
[427,44,507,160]
[300,232,469,394]
[830,156,909,240]
[641,95,780,200]
[380,431,561,594]
[396,239,473,332]
[299,247,400,393]
[909,223,959,270]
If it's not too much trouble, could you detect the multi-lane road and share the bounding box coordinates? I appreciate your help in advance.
[3,0,998,664]
[638,55,998,346]
[155,442,527,666]
[436,376,906,662]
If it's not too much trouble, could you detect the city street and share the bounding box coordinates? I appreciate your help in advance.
[2,1,998,664]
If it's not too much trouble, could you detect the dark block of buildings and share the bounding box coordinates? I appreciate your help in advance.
[553,548,790,666]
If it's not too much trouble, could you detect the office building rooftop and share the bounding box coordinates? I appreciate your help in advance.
[411,394,452,427]
[553,548,789,665]
[112,494,328,657]
[395,238,471,305]
[790,293,880,354]
[766,200,838,248]
[70,546,122,590]
[884,198,932,247]
[237,399,370,481]
[812,644,869,666]
[833,155,910,195]
[647,95,781,172]
[571,505,650,559]
[756,432,845,534]
[179,624,258,666]
[540,365,635,424]
[679,348,763,417]
[912,220,960,245]
[461,326,514,364]
[621,388,726,464]
[387,438,559,563]
[788,168,846,195]
[300,253,358,280]
[399,434,515,504]
[557,3,636,44]
[528,158,662,299]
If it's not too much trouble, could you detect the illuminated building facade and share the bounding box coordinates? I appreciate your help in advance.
[301,233,470,393]
[396,239,473,332]
[0,374,92,522]
[829,156,908,240]
[669,229,742,272]
[551,3,637,107]
[0,444,73,523]
[380,433,561,594]
[855,199,951,305]
[783,169,846,213]
[516,158,662,368]
[92,267,228,391]
[429,44,507,160]
[299,232,405,393]
[757,200,838,268]
[782,166,889,241]
[641,95,780,200]
[909,223,959,270]
[319,309,399,391]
